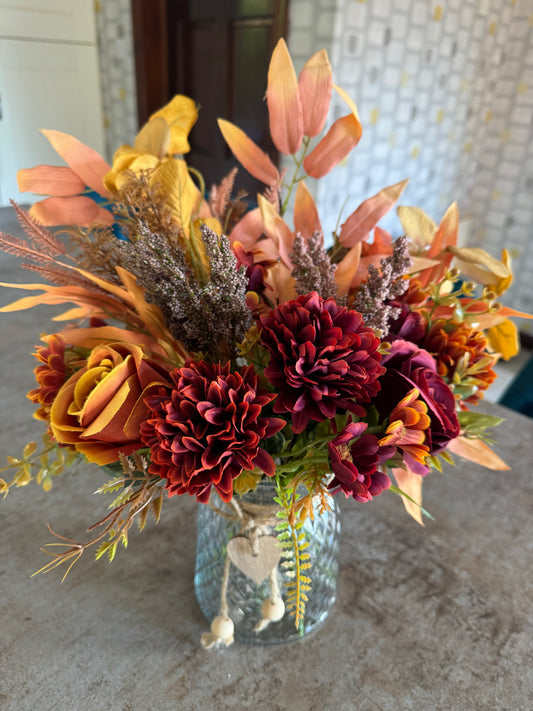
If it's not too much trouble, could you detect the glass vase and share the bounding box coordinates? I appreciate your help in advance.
[194,478,340,644]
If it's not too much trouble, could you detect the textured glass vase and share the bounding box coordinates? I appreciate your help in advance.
[194,478,340,644]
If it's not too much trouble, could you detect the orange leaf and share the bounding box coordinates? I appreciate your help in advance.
[258,195,294,267]
[17,166,85,196]
[266,38,303,155]
[29,197,113,227]
[41,129,111,197]
[229,207,264,248]
[334,244,361,297]
[217,119,280,185]
[391,467,424,526]
[303,85,362,178]
[339,180,408,247]
[294,181,321,238]
[60,326,169,358]
[447,436,509,470]
[298,49,332,137]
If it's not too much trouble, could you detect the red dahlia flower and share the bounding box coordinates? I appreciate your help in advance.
[328,422,393,502]
[141,361,285,503]
[260,292,384,433]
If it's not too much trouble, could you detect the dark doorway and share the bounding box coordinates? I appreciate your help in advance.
[131,0,288,196]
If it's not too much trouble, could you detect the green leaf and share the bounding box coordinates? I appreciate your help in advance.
[457,411,505,436]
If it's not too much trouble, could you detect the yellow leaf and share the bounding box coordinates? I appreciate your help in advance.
[391,467,424,526]
[397,206,437,248]
[149,95,198,155]
[448,246,512,290]
[486,319,519,360]
[23,441,38,459]
[133,116,170,159]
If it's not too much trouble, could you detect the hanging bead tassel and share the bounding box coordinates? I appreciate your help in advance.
[201,556,235,649]
[254,568,285,632]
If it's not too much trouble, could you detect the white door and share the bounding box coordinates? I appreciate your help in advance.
[0,1,104,205]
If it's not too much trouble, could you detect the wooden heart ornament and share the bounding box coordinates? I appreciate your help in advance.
[227,535,281,584]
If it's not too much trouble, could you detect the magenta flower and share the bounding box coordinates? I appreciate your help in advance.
[327,422,393,502]
[259,292,384,433]
[141,361,285,503]
[375,340,460,454]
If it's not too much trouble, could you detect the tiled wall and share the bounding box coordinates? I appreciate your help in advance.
[93,0,533,331]
[94,0,138,162]
[288,0,533,332]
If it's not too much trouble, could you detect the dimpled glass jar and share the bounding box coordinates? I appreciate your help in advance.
[194,478,340,644]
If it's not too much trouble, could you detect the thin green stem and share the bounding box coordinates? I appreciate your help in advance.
[280,136,311,218]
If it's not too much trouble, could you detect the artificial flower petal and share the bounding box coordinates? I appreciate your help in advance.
[266,38,303,155]
[298,49,332,137]
[217,119,280,185]
[41,129,111,197]
[17,166,86,197]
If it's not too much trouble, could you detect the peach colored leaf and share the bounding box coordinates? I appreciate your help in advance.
[447,436,509,470]
[486,319,519,361]
[303,85,362,178]
[229,207,265,248]
[258,194,294,267]
[334,244,361,297]
[294,181,321,238]
[266,38,303,155]
[409,256,441,273]
[496,305,533,320]
[396,206,437,248]
[0,282,122,317]
[217,119,280,185]
[17,166,85,196]
[339,180,408,247]
[429,202,458,258]
[298,49,332,137]
[41,129,111,197]
[391,467,424,526]
[29,196,113,227]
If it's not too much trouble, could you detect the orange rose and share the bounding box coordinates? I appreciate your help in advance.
[50,342,172,465]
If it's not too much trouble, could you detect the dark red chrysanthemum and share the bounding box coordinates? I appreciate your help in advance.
[140,361,285,503]
[327,422,393,502]
[259,292,385,433]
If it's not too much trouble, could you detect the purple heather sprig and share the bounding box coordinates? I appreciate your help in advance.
[353,235,412,337]
[117,223,251,360]
[290,231,338,300]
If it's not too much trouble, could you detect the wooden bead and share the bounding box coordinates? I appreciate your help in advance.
[261,596,285,622]
[210,615,234,640]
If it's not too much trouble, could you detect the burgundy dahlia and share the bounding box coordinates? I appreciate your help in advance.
[140,361,285,503]
[259,292,385,433]
[327,422,393,502]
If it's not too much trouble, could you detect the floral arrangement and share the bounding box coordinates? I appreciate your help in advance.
[1,40,530,634]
